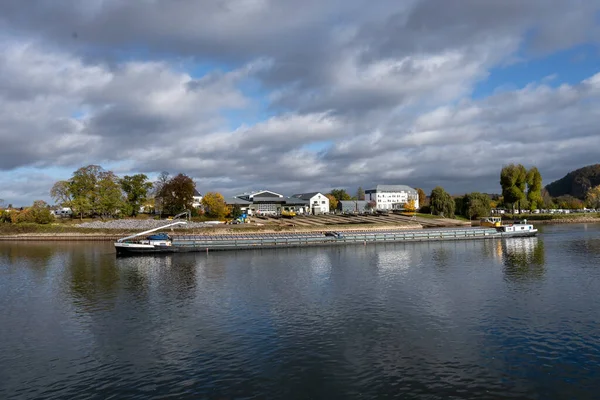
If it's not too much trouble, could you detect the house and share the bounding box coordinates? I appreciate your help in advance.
[338,200,370,213]
[234,190,287,215]
[290,192,330,214]
[231,190,314,215]
[192,189,203,208]
[365,185,419,211]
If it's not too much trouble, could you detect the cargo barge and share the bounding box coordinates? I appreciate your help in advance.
[114,221,538,255]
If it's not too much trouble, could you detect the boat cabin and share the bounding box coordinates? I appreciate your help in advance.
[480,216,502,227]
[140,233,172,246]
[498,223,535,233]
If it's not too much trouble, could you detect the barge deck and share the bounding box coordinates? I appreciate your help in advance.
[114,222,538,254]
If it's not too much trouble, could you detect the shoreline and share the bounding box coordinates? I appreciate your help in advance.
[0,223,422,241]
[1,217,599,242]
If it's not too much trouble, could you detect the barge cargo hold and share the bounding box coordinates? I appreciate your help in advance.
[114,221,538,255]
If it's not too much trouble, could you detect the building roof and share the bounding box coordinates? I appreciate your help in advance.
[250,196,287,203]
[366,185,417,193]
[193,189,202,196]
[291,192,322,200]
[284,197,309,205]
[224,197,251,205]
[235,190,283,199]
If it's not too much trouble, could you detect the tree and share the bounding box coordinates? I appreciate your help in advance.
[158,173,195,215]
[585,186,600,209]
[120,174,153,216]
[69,165,104,220]
[325,194,338,211]
[500,164,527,217]
[329,189,352,201]
[526,167,543,211]
[96,171,124,219]
[460,192,491,219]
[430,186,455,218]
[415,188,427,208]
[356,187,365,201]
[541,189,555,209]
[230,204,243,219]
[201,192,228,219]
[153,171,170,216]
[30,200,54,224]
[50,181,73,209]
[404,198,417,214]
[555,195,583,209]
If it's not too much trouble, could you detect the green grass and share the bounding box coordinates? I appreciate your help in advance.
[413,213,470,221]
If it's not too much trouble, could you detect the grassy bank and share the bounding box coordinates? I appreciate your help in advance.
[413,213,471,222]
[0,221,421,240]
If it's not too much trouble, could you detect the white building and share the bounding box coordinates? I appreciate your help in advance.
[290,192,330,214]
[365,185,419,211]
[192,189,203,208]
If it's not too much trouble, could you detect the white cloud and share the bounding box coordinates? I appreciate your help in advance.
[0,0,600,204]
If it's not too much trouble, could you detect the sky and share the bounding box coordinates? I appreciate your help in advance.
[0,0,599,206]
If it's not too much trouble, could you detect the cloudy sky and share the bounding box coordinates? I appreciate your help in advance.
[0,0,599,205]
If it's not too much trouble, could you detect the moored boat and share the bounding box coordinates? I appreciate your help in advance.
[114,220,538,255]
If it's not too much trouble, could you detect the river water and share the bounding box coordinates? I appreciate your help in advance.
[1,224,600,399]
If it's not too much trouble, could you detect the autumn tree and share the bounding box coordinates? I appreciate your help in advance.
[158,173,196,215]
[120,174,153,216]
[541,189,555,209]
[555,195,583,209]
[430,186,455,218]
[404,198,417,214]
[500,164,527,216]
[526,167,543,211]
[325,194,338,211]
[329,189,352,201]
[415,188,427,208]
[356,187,365,201]
[50,180,73,209]
[585,186,600,209]
[201,192,228,219]
[30,200,54,224]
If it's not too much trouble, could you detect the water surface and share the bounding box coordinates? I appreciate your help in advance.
[1,224,600,399]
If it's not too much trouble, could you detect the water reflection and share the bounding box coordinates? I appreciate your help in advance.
[501,238,546,282]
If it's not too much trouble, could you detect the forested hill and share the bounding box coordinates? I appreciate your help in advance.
[545,164,600,199]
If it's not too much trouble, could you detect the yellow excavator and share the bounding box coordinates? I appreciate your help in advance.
[281,209,296,218]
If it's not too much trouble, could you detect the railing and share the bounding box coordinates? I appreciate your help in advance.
[171,228,500,249]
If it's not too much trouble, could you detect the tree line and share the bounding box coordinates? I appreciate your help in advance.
[47,165,232,220]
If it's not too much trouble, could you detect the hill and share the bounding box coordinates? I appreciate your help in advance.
[545,164,600,199]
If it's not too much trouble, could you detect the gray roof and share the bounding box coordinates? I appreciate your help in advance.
[250,196,287,203]
[291,192,322,200]
[366,185,417,193]
[224,197,251,205]
[285,197,309,205]
[235,190,283,198]
[193,189,201,196]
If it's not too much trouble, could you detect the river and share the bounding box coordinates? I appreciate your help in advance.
[1,224,600,399]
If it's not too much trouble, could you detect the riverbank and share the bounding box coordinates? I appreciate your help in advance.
[0,222,422,241]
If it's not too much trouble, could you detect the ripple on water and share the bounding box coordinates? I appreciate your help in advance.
[2,226,600,399]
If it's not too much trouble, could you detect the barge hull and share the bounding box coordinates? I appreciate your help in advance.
[115,229,537,255]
